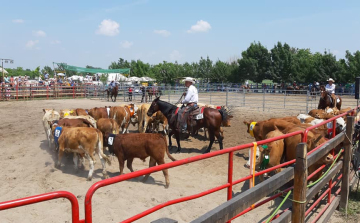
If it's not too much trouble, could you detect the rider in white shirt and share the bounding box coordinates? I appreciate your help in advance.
[178,77,198,134]
[325,78,336,107]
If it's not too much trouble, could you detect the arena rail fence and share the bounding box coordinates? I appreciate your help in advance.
[2,85,357,114]
[0,106,358,222]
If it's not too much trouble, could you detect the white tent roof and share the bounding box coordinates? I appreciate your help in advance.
[0,67,8,74]
[105,73,127,82]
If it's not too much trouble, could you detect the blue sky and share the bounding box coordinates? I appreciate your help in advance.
[1,0,360,70]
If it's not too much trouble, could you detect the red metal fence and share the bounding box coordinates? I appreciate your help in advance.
[0,107,358,223]
[0,84,106,101]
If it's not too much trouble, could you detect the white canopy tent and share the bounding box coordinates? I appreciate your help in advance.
[0,67,8,74]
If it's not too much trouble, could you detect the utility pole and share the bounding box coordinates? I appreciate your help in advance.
[1,58,14,82]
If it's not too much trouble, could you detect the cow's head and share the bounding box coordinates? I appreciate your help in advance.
[243,120,260,139]
[147,97,160,117]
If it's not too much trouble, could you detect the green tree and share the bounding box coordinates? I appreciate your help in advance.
[198,56,213,82]
[344,50,360,82]
[211,60,231,83]
[41,66,54,77]
[238,42,272,83]
[270,42,294,83]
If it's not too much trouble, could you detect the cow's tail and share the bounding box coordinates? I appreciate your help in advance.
[97,131,111,165]
[163,135,176,161]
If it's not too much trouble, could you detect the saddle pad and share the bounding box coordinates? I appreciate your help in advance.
[175,107,179,115]
[126,105,135,117]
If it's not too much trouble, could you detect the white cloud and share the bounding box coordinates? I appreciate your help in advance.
[120,40,133,49]
[33,30,47,37]
[96,19,120,36]
[187,20,211,33]
[154,29,171,37]
[26,40,39,49]
[170,50,182,61]
[12,19,24,23]
[50,40,61,44]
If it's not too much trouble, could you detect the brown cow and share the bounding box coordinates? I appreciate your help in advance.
[52,118,95,128]
[97,118,119,149]
[284,127,333,182]
[88,107,110,121]
[257,130,284,182]
[103,133,176,188]
[55,127,111,180]
[75,108,89,116]
[62,115,97,128]
[137,104,156,133]
[148,111,169,134]
[109,106,132,133]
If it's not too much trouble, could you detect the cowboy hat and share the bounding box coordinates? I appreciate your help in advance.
[327,78,335,82]
[184,77,195,84]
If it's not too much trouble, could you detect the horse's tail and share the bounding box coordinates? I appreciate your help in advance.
[218,106,231,121]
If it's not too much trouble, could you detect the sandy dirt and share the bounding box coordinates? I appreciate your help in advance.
[0,98,356,223]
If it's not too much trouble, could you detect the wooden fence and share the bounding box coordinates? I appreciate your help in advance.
[191,116,355,223]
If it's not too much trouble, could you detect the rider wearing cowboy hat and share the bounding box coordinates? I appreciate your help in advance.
[177,77,198,134]
[325,78,337,108]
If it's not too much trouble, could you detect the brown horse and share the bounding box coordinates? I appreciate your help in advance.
[105,85,118,102]
[147,97,232,153]
[318,85,342,110]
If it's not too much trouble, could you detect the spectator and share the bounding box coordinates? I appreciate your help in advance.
[128,87,133,101]
[44,72,49,79]
[4,75,10,83]
[140,85,145,102]
[38,75,43,84]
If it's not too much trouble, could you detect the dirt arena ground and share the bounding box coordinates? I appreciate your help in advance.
[0,98,357,222]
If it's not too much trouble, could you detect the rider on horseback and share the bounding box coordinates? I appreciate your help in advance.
[325,78,336,108]
[109,80,115,91]
[177,77,198,134]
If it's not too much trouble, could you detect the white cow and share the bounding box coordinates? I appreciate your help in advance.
[244,146,260,168]
[42,109,60,149]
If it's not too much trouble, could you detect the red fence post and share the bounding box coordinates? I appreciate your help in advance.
[0,191,80,223]
[73,85,75,98]
[16,84,18,101]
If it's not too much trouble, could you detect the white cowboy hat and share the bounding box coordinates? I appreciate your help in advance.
[184,77,195,84]
[327,78,335,82]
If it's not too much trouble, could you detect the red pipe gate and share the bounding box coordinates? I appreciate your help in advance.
[0,107,358,222]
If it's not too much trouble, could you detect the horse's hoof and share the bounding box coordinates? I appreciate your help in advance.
[203,149,211,154]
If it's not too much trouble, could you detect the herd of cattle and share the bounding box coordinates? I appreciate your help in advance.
[243,106,355,182]
[41,101,356,188]
[41,102,227,188]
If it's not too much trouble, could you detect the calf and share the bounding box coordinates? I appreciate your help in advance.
[55,127,111,180]
[42,109,60,149]
[109,106,132,133]
[75,108,89,116]
[104,133,176,188]
[64,115,97,128]
[284,127,334,182]
[257,130,284,182]
[59,109,76,118]
[52,118,95,128]
[88,107,110,121]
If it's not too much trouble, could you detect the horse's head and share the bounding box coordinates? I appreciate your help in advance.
[147,97,160,117]
[319,85,327,99]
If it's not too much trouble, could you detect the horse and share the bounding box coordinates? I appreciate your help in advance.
[147,97,232,154]
[105,85,118,102]
[310,86,318,99]
[318,85,342,110]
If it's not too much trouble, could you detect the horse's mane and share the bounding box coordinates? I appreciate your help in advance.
[158,99,177,114]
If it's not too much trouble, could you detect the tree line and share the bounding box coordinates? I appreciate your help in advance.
[3,41,360,84]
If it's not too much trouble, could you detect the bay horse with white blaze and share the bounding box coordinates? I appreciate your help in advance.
[147,97,231,153]
[105,85,118,102]
[318,85,342,110]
